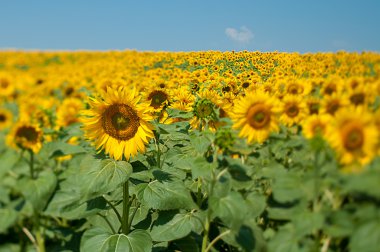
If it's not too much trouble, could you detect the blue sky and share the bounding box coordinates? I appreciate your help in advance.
[1,0,379,52]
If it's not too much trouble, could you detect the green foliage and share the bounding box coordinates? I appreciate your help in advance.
[136,181,196,210]
[1,107,380,252]
[81,227,152,252]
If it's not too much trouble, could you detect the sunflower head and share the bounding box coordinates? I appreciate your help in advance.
[326,107,378,169]
[232,90,281,143]
[302,114,331,139]
[56,98,83,128]
[147,90,169,109]
[82,86,154,160]
[280,95,307,127]
[0,72,15,97]
[7,121,43,153]
[215,127,235,151]
[193,99,217,119]
[0,108,13,130]
[321,93,349,116]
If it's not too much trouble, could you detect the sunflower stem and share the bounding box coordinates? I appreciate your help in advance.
[29,150,35,179]
[205,230,231,252]
[313,149,321,212]
[196,178,202,207]
[201,170,217,252]
[35,227,45,252]
[154,133,161,168]
[122,181,130,234]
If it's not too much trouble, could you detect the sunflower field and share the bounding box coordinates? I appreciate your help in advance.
[0,50,380,252]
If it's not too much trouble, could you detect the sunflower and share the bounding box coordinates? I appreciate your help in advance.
[231,90,281,143]
[82,86,154,160]
[320,93,349,116]
[170,86,195,112]
[0,72,15,98]
[6,121,43,153]
[326,107,378,169]
[301,114,331,139]
[279,95,307,127]
[190,89,227,131]
[306,96,321,115]
[141,84,172,114]
[0,108,13,130]
[320,76,344,96]
[56,98,83,128]
[346,83,374,108]
[284,79,312,97]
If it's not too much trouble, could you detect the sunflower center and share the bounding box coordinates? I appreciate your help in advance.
[194,99,216,119]
[350,80,359,89]
[159,83,166,88]
[326,101,340,115]
[219,108,227,118]
[308,102,320,115]
[286,104,299,118]
[16,126,39,143]
[222,86,231,93]
[324,85,336,95]
[148,90,168,109]
[65,87,74,96]
[342,123,364,151]
[242,82,250,88]
[102,104,140,141]
[0,114,6,122]
[288,84,302,95]
[197,104,213,118]
[350,93,365,106]
[112,113,130,130]
[312,123,325,136]
[0,78,9,89]
[247,103,271,129]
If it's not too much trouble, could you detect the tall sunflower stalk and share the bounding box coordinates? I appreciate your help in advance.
[82,86,154,234]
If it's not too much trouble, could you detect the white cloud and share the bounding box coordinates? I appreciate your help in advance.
[332,39,348,49]
[225,26,254,44]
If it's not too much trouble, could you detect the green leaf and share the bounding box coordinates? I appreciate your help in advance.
[172,235,200,252]
[45,191,106,219]
[292,211,324,237]
[43,141,86,158]
[343,170,380,198]
[272,172,303,203]
[246,192,266,218]
[80,157,133,201]
[220,220,267,252]
[267,224,300,252]
[0,186,10,204]
[189,131,214,154]
[325,210,354,237]
[210,191,247,228]
[350,221,380,252]
[267,205,304,221]
[0,208,18,233]
[164,147,194,171]
[0,149,19,178]
[150,211,204,242]
[190,156,216,179]
[81,228,152,252]
[137,181,196,210]
[166,108,194,119]
[0,243,20,252]
[19,170,57,211]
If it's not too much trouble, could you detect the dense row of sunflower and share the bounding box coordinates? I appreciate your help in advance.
[1,50,380,173]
